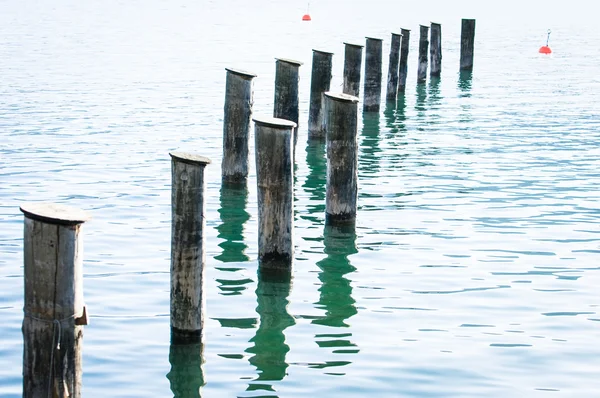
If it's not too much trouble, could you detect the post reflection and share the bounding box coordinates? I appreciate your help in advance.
[215,183,250,264]
[245,275,295,393]
[415,82,427,115]
[167,342,205,398]
[302,140,326,224]
[458,70,473,97]
[359,111,381,176]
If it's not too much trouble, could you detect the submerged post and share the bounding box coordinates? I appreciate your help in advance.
[20,203,90,398]
[324,92,359,226]
[460,18,476,71]
[274,58,302,145]
[254,116,296,277]
[222,68,256,184]
[398,28,411,93]
[430,22,442,77]
[170,152,211,344]
[386,32,402,102]
[417,25,429,83]
[363,37,383,112]
[342,42,363,97]
[308,49,334,140]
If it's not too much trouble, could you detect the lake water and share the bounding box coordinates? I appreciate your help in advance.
[1,0,600,396]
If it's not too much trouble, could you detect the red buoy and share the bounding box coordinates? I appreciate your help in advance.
[539,29,552,54]
[302,14,311,21]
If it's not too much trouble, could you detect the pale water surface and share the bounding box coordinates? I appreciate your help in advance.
[1,0,600,396]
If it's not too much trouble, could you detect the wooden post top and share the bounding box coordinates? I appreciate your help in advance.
[253,116,297,129]
[20,203,91,226]
[169,152,212,166]
[391,32,403,37]
[365,37,383,41]
[275,58,303,66]
[343,42,364,48]
[419,24,430,29]
[324,92,359,104]
[400,28,411,32]
[431,22,442,26]
[225,68,257,79]
[312,49,334,55]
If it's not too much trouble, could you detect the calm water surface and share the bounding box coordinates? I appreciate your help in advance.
[1,0,600,396]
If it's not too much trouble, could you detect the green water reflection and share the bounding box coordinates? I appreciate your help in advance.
[245,277,295,393]
[215,183,250,264]
[360,111,381,176]
[302,141,326,225]
[167,342,205,398]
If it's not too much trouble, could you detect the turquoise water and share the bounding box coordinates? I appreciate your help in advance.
[2,0,600,396]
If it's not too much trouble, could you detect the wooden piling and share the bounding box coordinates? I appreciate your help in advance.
[363,37,383,112]
[386,33,402,102]
[460,19,476,71]
[308,50,334,140]
[417,25,429,83]
[222,68,256,184]
[20,203,90,398]
[398,28,411,93]
[274,58,302,145]
[342,42,363,97]
[254,116,296,277]
[430,22,442,77]
[170,152,211,344]
[324,92,359,226]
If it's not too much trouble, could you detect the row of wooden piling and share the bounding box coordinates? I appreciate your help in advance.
[18,18,477,397]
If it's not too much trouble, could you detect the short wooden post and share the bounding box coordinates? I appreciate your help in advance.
[363,37,383,112]
[398,28,411,93]
[386,32,402,102]
[222,68,256,184]
[170,152,211,344]
[460,18,476,71]
[430,22,442,77]
[342,42,363,97]
[417,25,429,83]
[274,58,302,144]
[20,203,91,398]
[254,116,296,276]
[324,92,359,225]
[308,49,334,140]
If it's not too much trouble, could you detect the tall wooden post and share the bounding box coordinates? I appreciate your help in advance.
[308,49,333,140]
[170,152,211,344]
[222,68,256,184]
[342,42,363,97]
[398,28,411,93]
[460,19,476,71]
[324,92,359,226]
[386,32,402,102]
[430,22,442,77]
[363,37,383,112]
[417,25,429,83]
[254,116,296,277]
[20,203,90,398]
[274,58,302,146]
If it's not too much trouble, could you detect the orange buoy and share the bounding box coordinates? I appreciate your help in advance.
[302,14,311,21]
[539,29,552,54]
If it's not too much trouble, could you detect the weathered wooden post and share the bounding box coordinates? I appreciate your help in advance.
[254,116,296,277]
[363,37,383,112]
[20,203,90,398]
[308,49,333,140]
[324,92,359,226]
[460,19,476,71]
[170,152,211,344]
[430,22,442,77]
[342,42,363,97]
[222,68,256,184]
[274,58,302,146]
[417,25,429,83]
[398,28,411,93]
[386,32,402,102]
